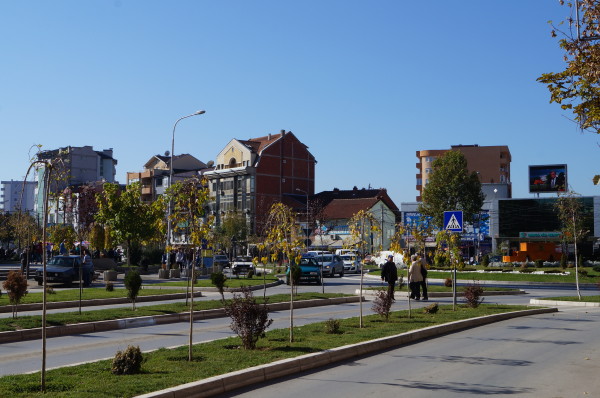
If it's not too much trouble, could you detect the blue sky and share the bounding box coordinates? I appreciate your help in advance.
[1,0,598,206]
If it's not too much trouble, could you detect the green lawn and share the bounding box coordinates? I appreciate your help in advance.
[541,295,600,302]
[0,288,190,306]
[0,303,531,397]
[366,285,516,292]
[0,292,348,332]
[157,275,280,288]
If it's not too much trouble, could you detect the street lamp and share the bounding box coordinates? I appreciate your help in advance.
[166,110,205,269]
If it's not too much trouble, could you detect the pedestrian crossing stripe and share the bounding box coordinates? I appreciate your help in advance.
[445,214,461,230]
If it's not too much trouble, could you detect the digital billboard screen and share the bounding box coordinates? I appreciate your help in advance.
[529,164,567,193]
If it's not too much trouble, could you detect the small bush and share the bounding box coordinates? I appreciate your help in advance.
[210,271,227,302]
[223,286,273,349]
[124,270,142,310]
[371,289,394,321]
[105,282,114,292]
[2,271,28,318]
[519,268,534,273]
[111,345,143,375]
[247,269,254,279]
[578,269,588,277]
[463,283,484,308]
[544,269,564,274]
[46,286,55,295]
[534,259,543,268]
[592,265,600,273]
[423,302,439,314]
[444,278,453,288]
[325,318,342,334]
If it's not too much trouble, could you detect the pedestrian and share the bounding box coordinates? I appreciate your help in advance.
[408,254,423,300]
[380,254,398,300]
[59,240,67,255]
[175,248,185,269]
[419,255,429,301]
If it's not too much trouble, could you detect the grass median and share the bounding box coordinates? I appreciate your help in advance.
[0,292,348,332]
[0,303,532,397]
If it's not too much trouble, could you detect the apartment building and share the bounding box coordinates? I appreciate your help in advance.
[204,130,316,235]
[416,144,511,201]
[0,180,37,214]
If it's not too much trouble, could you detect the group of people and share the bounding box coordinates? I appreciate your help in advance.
[380,253,428,301]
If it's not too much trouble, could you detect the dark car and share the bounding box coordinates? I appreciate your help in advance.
[213,255,230,270]
[34,255,94,287]
[286,255,322,285]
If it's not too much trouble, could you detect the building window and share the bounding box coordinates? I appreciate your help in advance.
[156,179,162,187]
[416,178,422,186]
[425,168,432,174]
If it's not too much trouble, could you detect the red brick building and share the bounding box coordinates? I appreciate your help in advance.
[204,130,316,234]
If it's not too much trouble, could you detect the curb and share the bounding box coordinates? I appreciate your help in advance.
[134,307,558,398]
[0,296,361,344]
[356,289,526,298]
[530,298,600,307]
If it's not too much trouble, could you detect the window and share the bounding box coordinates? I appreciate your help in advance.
[156,178,162,187]
[416,178,422,185]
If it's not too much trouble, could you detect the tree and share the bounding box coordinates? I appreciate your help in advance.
[556,192,590,299]
[348,209,380,327]
[124,270,142,310]
[263,202,304,342]
[538,0,600,134]
[418,150,484,229]
[95,182,165,266]
[2,270,28,318]
[213,211,248,257]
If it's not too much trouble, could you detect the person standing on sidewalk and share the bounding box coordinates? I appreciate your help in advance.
[408,254,423,300]
[419,254,429,301]
[381,254,398,300]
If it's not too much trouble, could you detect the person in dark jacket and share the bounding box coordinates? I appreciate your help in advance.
[381,254,398,300]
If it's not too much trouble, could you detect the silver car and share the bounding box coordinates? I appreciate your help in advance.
[315,254,344,277]
[341,254,361,273]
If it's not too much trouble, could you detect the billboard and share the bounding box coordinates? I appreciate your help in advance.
[529,164,567,193]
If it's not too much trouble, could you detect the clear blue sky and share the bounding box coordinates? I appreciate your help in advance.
[1,1,598,206]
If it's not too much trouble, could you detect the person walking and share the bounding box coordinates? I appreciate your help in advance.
[419,255,429,301]
[408,254,423,300]
[381,254,398,300]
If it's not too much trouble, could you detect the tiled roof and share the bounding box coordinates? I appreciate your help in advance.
[323,198,380,219]
[239,132,284,154]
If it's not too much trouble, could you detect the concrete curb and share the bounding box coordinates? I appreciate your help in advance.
[530,298,600,307]
[134,307,558,398]
[0,296,361,344]
[0,280,283,314]
[356,289,526,298]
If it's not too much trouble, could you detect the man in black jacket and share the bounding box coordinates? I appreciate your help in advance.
[381,254,398,300]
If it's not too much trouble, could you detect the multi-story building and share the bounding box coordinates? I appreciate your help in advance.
[126,154,208,203]
[0,180,37,214]
[416,144,511,201]
[204,130,316,235]
[35,146,117,223]
[311,187,400,252]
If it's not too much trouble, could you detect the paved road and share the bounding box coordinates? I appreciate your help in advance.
[226,306,600,398]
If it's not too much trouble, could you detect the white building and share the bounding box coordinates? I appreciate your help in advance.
[0,180,37,214]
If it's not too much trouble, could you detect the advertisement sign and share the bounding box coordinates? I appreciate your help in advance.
[529,164,567,193]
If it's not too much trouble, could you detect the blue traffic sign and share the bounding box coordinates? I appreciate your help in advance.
[443,211,463,232]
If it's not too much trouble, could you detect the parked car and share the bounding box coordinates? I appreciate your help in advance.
[213,255,230,270]
[34,255,94,287]
[306,250,330,257]
[315,254,344,277]
[231,256,254,275]
[286,255,322,285]
[341,254,361,273]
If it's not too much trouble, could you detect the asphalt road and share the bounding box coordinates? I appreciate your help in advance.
[225,306,600,398]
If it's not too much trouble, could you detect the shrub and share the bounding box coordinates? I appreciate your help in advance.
[544,269,564,274]
[593,265,600,273]
[371,289,394,321]
[534,259,543,268]
[423,302,439,314]
[481,255,489,267]
[519,268,534,273]
[2,271,28,318]
[325,318,342,334]
[223,286,273,349]
[46,286,55,295]
[210,271,227,302]
[463,283,484,308]
[105,281,114,292]
[444,278,453,288]
[124,270,142,310]
[247,269,254,279]
[111,345,143,375]
[578,269,588,277]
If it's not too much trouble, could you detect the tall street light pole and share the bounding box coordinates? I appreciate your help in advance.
[166,110,205,269]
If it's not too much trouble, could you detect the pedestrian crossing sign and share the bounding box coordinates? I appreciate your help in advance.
[444,211,463,232]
